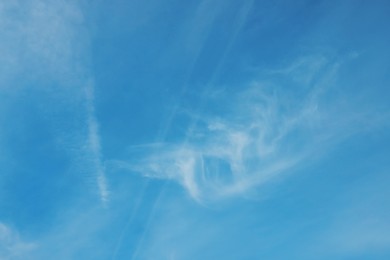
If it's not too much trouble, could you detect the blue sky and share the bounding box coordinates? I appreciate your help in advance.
[1,0,390,259]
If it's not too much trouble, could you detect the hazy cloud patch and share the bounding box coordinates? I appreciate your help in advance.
[0,223,36,259]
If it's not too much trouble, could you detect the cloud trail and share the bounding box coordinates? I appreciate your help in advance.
[0,0,109,205]
[85,81,109,205]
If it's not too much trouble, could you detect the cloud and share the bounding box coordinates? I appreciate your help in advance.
[265,54,329,85]
[0,223,36,259]
[121,53,386,202]
[84,80,110,205]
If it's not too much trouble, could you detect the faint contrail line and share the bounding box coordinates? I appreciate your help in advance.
[85,80,109,205]
[127,1,254,258]
[110,181,149,260]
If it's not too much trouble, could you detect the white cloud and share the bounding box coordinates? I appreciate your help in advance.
[122,54,386,202]
[85,81,110,205]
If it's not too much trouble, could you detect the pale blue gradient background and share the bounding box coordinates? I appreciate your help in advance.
[1,0,390,259]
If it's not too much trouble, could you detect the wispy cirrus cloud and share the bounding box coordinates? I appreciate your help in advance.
[121,53,386,202]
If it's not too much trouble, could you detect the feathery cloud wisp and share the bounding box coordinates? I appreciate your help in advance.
[124,54,384,202]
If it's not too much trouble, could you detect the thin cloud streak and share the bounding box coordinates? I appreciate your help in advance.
[116,2,256,256]
[0,0,108,205]
[156,0,253,142]
[85,81,109,205]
